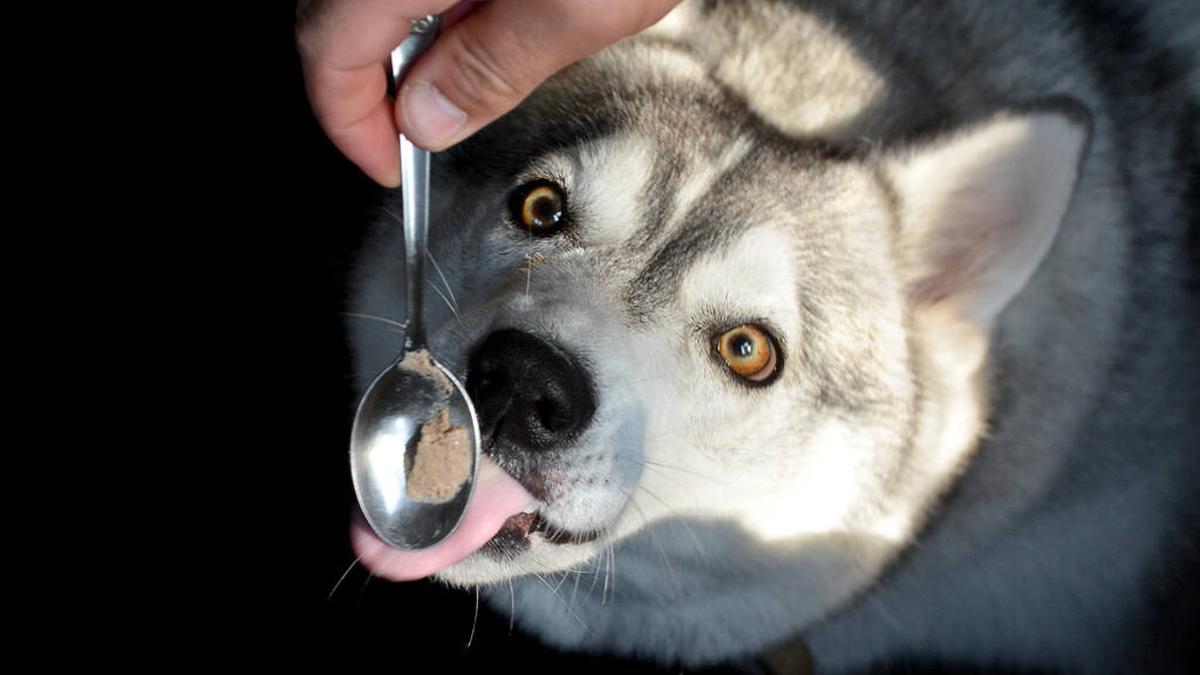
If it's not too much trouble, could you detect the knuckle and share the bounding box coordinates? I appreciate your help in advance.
[442,28,528,114]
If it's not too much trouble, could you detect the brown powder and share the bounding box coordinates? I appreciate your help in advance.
[403,348,453,395]
[406,407,472,503]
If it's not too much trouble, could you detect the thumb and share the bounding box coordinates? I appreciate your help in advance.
[397,0,679,150]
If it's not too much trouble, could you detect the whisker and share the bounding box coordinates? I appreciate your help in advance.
[531,571,590,633]
[507,577,516,635]
[380,205,403,225]
[634,484,707,561]
[641,457,726,483]
[466,587,481,648]
[552,571,571,594]
[379,206,462,324]
[627,498,680,591]
[327,556,362,601]
[635,462,688,490]
[868,594,905,632]
[613,455,684,489]
[424,250,460,316]
[427,280,462,324]
[357,569,375,605]
[611,543,617,594]
[613,454,721,494]
[342,312,408,331]
[631,483,675,515]
[602,544,615,605]
[587,550,604,598]
[570,566,583,606]
[524,222,533,298]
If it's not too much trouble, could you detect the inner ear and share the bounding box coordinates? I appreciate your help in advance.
[884,107,1091,332]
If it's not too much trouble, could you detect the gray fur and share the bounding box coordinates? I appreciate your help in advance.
[348,1,1199,672]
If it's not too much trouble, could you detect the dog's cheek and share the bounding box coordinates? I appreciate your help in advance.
[556,407,646,531]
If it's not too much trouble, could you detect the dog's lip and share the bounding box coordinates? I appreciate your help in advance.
[535,513,604,545]
[490,509,603,550]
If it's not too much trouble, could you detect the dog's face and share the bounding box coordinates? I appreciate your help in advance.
[351,41,1087,660]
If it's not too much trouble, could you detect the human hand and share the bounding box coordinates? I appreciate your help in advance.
[297,0,681,187]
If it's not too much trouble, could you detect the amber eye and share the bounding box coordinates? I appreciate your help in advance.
[510,180,567,235]
[715,324,779,383]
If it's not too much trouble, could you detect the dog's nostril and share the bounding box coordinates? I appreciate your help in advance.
[535,398,571,433]
[467,329,597,452]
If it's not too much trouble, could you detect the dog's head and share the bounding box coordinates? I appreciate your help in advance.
[349,39,1088,658]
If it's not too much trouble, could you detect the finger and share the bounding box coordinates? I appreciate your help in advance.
[396,0,680,151]
[300,63,402,186]
[296,0,461,186]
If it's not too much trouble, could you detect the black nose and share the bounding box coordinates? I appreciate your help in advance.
[467,330,596,451]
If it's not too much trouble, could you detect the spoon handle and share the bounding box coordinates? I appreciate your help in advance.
[400,136,430,349]
[389,16,441,350]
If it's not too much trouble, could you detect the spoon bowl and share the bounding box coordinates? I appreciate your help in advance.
[350,352,480,549]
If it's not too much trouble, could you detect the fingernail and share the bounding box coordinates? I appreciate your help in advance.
[401,82,468,145]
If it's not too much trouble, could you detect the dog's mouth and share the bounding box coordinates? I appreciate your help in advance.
[474,408,604,556]
[351,449,602,583]
[352,337,606,583]
[489,508,603,556]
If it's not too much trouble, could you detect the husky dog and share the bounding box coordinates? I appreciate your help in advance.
[347,1,1198,672]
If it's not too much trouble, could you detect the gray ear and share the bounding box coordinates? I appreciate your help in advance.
[885,110,1090,331]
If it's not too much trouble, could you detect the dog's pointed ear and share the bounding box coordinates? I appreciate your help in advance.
[884,109,1090,332]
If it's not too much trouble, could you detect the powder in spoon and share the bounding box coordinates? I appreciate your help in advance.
[403,348,453,395]
[403,348,470,503]
[407,407,472,503]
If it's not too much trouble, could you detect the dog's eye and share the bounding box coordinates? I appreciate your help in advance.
[715,325,778,383]
[510,180,567,235]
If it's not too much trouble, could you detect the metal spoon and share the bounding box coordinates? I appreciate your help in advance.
[350,15,481,550]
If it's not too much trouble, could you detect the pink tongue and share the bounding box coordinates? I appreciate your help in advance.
[351,456,534,581]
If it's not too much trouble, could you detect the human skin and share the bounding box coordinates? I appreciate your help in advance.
[296,0,681,186]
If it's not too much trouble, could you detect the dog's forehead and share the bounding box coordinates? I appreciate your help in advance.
[617,138,856,321]
[676,223,802,324]
[506,127,870,325]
